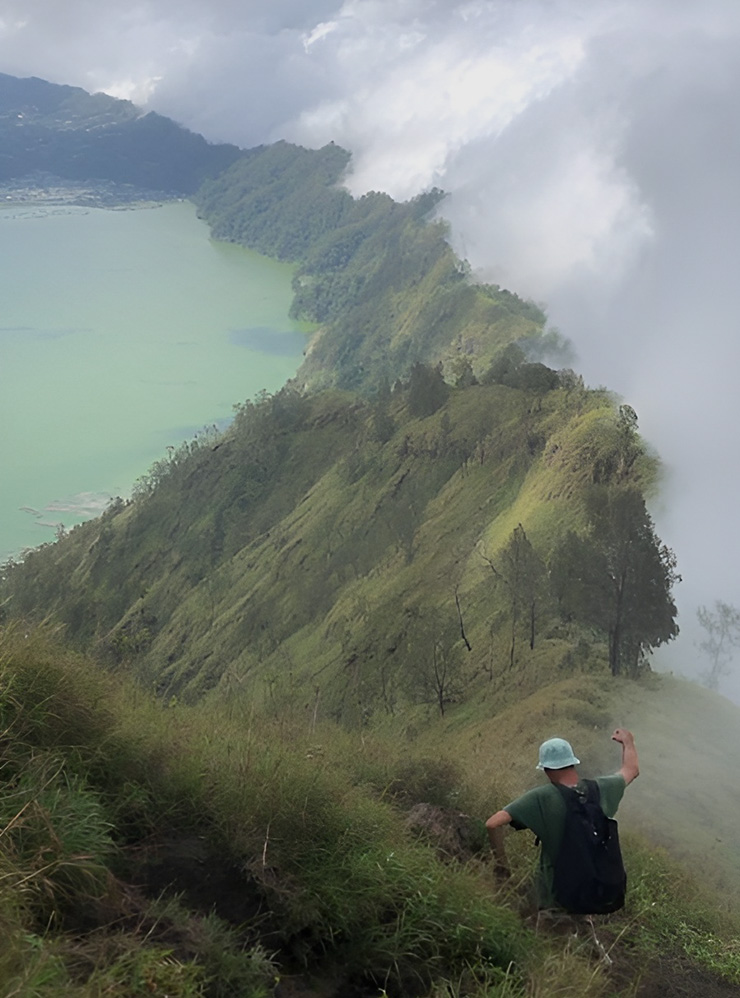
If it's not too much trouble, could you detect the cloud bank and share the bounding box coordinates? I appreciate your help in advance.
[2,0,740,690]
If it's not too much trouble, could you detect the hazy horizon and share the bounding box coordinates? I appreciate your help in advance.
[2,0,739,694]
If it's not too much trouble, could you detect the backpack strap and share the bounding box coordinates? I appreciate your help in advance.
[534,782,600,850]
[554,779,599,805]
[582,779,600,805]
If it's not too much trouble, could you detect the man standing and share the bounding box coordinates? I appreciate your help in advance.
[486,729,639,911]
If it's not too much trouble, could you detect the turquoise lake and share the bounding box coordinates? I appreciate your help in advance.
[0,200,309,562]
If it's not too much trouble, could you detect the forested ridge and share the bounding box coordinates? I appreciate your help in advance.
[195,142,545,392]
[3,375,677,715]
[0,73,738,998]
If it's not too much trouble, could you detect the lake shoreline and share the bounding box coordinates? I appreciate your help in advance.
[0,199,308,563]
[0,172,182,211]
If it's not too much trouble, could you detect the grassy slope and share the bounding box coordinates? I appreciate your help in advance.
[0,626,554,997]
[1,626,739,998]
[1,380,651,718]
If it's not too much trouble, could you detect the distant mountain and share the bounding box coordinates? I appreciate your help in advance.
[0,72,241,192]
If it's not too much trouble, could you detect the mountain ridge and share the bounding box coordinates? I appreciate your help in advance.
[0,72,731,998]
[2,376,666,717]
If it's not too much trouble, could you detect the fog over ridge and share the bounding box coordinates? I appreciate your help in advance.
[2,0,740,692]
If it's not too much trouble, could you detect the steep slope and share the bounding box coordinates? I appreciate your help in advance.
[0,77,677,722]
[0,72,732,998]
[1,626,739,998]
[1,374,665,720]
[0,626,529,998]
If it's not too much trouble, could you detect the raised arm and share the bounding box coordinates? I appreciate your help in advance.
[612,728,639,785]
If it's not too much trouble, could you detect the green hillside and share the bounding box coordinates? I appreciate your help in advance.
[0,74,733,998]
[0,72,241,192]
[0,626,739,998]
[194,142,546,392]
[1,374,671,717]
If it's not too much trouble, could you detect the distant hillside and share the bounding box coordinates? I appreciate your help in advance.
[0,73,241,192]
[0,74,549,389]
[195,142,547,392]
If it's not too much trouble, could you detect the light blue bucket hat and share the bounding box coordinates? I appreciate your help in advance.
[536,737,580,770]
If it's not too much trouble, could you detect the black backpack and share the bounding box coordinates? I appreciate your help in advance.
[551,780,627,915]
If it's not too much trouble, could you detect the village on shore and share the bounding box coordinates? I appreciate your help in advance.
[0,172,180,211]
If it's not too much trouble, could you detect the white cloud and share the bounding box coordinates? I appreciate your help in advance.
[288,3,590,199]
[303,20,340,50]
[103,75,164,104]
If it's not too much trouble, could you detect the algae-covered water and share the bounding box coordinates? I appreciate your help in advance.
[0,201,309,562]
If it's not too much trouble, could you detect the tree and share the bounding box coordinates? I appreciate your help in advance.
[452,357,478,388]
[481,343,526,386]
[406,362,449,417]
[551,486,680,676]
[481,524,549,670]
[614,404,642,481]
[696,600,740,691]
[558,369,584,391]
[404,608,467,716]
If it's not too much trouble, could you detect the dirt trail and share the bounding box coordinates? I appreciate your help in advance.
[623,954,740,997]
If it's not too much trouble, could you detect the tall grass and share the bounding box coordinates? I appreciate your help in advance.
[1,624,738,997]
[0,626,531,996]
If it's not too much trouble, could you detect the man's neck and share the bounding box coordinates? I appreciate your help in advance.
[546,766,579,787]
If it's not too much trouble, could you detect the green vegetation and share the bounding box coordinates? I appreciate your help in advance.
[0,625,528,997]
[0,73,241,192]
[195,142,545,392]
[0,627,738,998]
[0,372,677,716]
[0,73,733,996]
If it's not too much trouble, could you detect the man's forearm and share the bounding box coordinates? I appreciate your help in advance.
[488,823,507,861]
[620,741,639,783]
[485,810,512,871]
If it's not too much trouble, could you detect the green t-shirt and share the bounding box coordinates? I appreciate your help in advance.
[504,775,626,908]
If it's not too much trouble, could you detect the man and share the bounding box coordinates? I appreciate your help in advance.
[486,729,639,910]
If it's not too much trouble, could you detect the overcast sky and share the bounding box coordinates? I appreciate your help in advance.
[2,0,739,691]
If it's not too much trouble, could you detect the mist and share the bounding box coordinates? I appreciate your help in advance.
[2,0,739,694]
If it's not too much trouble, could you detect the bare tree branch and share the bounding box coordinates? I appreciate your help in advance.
[454,585,472,652]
